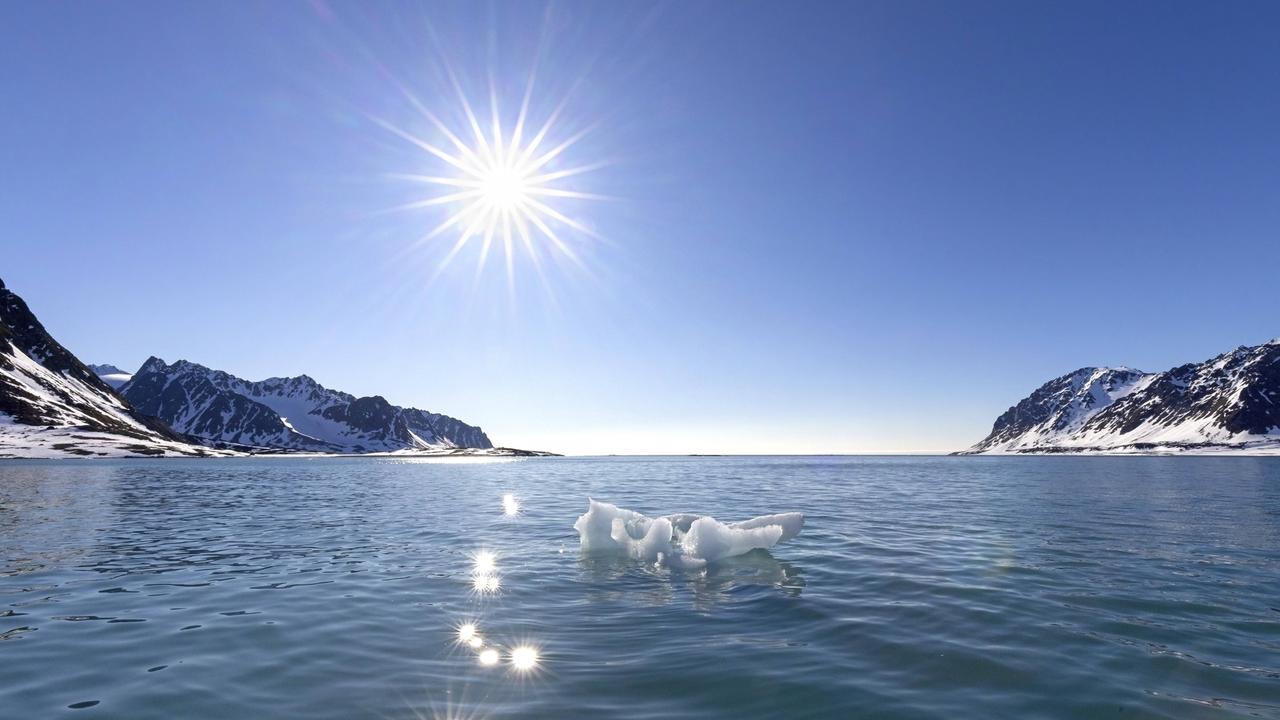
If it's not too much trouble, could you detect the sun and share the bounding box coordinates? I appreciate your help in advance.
[479,165,529,212]
[373,76,605,283]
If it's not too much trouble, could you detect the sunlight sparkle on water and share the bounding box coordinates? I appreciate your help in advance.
[472,575,500,593]
[457,623,477,643]
[472,551,497,575]
[478,648,500,666]
[502,493,520,516]
[510,646,539,672]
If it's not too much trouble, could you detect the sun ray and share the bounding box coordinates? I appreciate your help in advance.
[523,161,610,185]
[524,124,596,175]
[391,83,489,173]
[510,69,536,160]
[511,208,560,308]
[522,187,613,201]
[376,189,486,215]
[432,202,493,281]
[369,116,480,176]
[521,195,603,240]
[408,196,490,250]
[446,66,496,168]
[384,174,485,188]
[514,98,568,168]
[475,212,497,280]
[489,81,505,166]
[518,203,584,269]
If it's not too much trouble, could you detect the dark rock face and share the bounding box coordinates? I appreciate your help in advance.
[1,285,119,399]
[120,357,494,452]
[1088,345,1280,438]
[323,395,397,432]
[123,362,311,450]
[965,340,1280,454]
[403,408,492,449]
[0,277,198,450]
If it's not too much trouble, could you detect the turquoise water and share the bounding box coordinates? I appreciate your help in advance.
[2,456,1278,718]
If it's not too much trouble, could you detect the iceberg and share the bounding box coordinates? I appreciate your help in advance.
[573,499,804,568]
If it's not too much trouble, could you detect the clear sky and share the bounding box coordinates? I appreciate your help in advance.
[4,1,1279,454]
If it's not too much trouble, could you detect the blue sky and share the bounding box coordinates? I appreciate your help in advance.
[4,1,1279,454]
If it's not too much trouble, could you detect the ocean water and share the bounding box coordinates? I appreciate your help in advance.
[2,456,1278,719]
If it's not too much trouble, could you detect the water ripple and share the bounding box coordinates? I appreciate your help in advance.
[1,456,1278,718]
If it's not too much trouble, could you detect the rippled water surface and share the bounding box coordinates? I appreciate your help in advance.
[2,456,1279,718]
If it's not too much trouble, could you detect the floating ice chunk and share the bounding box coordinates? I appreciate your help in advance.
[731,513,805,543]
[663,513,703,535]
[610,515,674,560]
[681,516,783,562]
[573,499,803,566]
[573,499,651,554]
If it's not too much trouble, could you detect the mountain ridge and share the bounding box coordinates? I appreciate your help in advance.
[0,276,552,458]
[118,356,496,453]
[962,339,1280,455]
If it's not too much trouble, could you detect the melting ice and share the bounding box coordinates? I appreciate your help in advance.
[573,499,804,569]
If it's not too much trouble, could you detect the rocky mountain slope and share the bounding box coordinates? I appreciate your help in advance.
[0,279,222,458]
[115,358,494,453]
[963,340,1280,454]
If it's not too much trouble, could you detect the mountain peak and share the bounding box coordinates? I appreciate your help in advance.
[138,356,170,374]
[963,340,1280,454]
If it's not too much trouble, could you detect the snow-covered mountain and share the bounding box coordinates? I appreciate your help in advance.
[964,340,1280,454]
[0,279,222,458]
[88,363,132,389]
[116,357,494,453]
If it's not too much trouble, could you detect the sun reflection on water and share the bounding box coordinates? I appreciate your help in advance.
[510,646,539,672]
[450,493,547,687]
[472,575,500,593]
[472,551,497,575]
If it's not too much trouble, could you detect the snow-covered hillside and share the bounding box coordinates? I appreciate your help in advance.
[963,340,1280,454]
[0,279,225,458]
[117,357,494,453]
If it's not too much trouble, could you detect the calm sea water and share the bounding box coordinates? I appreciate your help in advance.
[2,456,1278,719]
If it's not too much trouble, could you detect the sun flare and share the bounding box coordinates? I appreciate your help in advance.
[375,77,605,283]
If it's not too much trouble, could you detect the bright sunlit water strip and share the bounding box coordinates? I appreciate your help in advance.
[2,456,1279,718]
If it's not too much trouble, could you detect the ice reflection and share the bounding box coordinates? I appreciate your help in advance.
[501,493,520,516]
[577,549,805,610]
[690,551,806,612]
